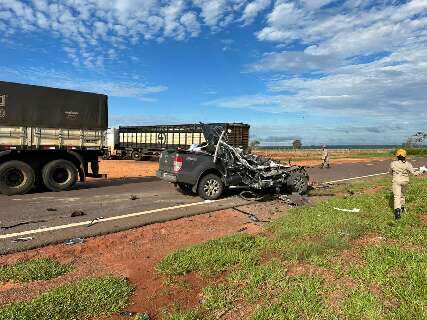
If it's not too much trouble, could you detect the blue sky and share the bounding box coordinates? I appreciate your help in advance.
[1,0,426,145]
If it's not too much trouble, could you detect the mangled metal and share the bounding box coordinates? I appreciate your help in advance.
[200,123,309,194]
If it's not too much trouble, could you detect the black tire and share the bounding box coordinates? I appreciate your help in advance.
[286,172,308,194]
[197,174,224,200]
[0,161,35,195]
[176,183,194,194]
[42,159,78,192]
[131,151,142,161]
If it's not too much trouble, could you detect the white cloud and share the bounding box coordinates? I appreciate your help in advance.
[0,0,255,67]
[241,0,271,25]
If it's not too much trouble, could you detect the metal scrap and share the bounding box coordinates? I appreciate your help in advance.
[11,237,33,242]
[88,216,104,227]
[1,219,47,230]
[333,207,361,213]
[64,238,84,245]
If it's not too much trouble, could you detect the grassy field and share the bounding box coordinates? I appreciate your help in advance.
[159,176,427,319]
[254,148,427,161]
[0,258,71,283]
[0,276,132,320]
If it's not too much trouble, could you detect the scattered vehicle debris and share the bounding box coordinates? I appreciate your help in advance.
[46,208,57,212]
[70,210,86,217]
[333,207,361,213]
[278,193,309,206]
[130,194,139,200]
[1,219,47,230]
[64,238,84,245]
[88,216,104,227]
[158,123,309,200]
[11,237,33,242]
[118,311,150,320]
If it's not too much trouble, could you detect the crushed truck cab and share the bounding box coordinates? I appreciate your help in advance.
[157,123,309,200]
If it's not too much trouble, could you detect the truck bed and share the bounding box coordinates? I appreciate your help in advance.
[0,126,106,150]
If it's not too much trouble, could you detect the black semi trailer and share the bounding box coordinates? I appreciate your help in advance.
[0,81,108,195]
[107,123,250,160]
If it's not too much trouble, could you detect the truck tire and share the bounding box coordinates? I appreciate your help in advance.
[42,159,78,192]
[131,151,142,161]
[197,174,224,200]
[0,161,35,195]
[286,172,308,194]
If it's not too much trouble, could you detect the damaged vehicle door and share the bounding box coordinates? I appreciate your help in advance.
[157,123,309,200]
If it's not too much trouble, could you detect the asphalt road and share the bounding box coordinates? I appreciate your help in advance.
[1,157,426,254]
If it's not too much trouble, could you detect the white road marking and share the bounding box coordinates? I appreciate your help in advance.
[0,199,222,240]
[324,172,389,184]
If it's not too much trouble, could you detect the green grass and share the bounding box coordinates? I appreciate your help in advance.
[160,176,427,319]
[0,258,71,283]
[157,234,267,275]
[0,276,133,320]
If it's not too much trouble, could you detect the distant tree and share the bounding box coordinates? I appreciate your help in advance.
[404,132,426,148]
[292,139,302,150]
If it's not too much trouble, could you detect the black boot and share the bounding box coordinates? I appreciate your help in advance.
[394,208,401,220]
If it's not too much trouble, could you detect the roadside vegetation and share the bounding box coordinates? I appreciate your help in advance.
[255,147,427,161]
[0,258,71,283]
[159,176,427,319]
[0,276,132,320]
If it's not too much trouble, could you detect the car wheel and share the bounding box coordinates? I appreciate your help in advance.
[197,174,224,200]
[131,151,142,161]
[42,159,78,192]
[0,160,35,195]
[286,172,308,194]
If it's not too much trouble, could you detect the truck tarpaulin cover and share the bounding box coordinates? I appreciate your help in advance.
[0,81,108,130]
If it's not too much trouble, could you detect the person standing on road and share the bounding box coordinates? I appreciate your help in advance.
[390,149,421,220]
[320,145,330,169]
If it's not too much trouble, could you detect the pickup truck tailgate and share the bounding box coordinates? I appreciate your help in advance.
[159,150,176,173]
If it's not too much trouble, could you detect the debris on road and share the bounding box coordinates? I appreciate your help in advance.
[64,238,84,245]
[232,207,266,223]
[130,194,139,200]
[88,216,104,227]
[1,219,47,230]
[46,208,57,212]
[333,207,361,213]
[71,210,86,217]
[11,237,33,242]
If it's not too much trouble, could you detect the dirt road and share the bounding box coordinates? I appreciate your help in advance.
[0,157,426,254]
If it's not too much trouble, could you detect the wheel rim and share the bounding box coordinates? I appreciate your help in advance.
[293,176,306,192]
[203,179,220,197]
[52,167,70,184]
[133,152,140,160]
[3,168,24,187]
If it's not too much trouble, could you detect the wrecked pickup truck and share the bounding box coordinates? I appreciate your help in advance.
[157,123,309,200]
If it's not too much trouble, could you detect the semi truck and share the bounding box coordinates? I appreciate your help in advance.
[106,123,250,160]
[0,81,108,195]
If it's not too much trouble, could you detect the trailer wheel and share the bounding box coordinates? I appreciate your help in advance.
[131,151,142,161]
[286,172,308,194]
[0,161,35,195]
[197,174,224,200]
[42,159,78,192]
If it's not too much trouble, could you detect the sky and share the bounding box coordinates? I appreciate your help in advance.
[1,0,426,146]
